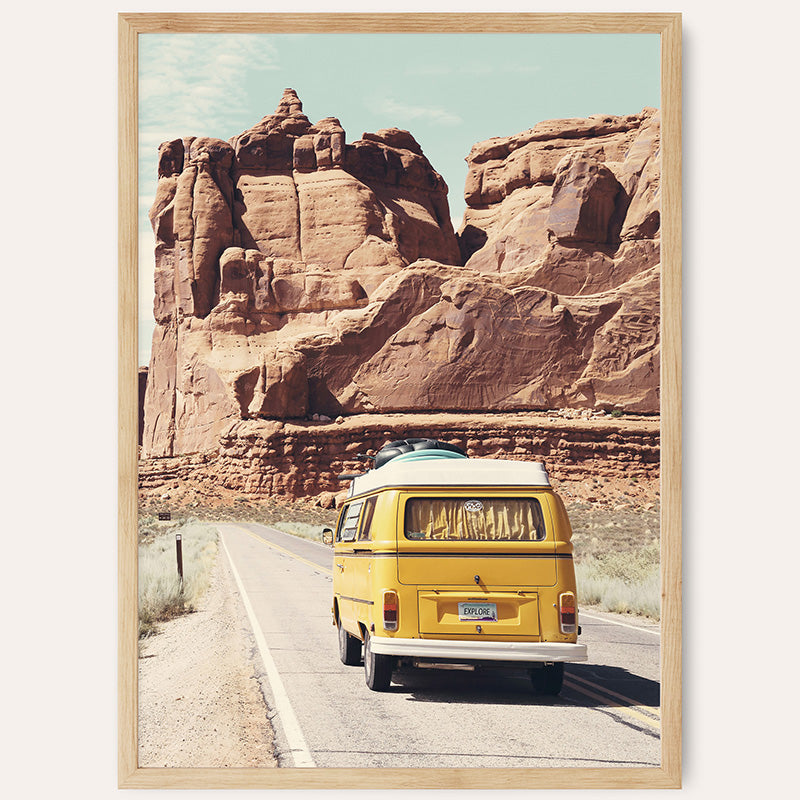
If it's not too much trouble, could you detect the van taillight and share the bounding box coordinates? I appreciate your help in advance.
[383,590,399,631]
[559,592,577,634]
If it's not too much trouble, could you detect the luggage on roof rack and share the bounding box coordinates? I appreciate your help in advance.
[373,437,467,469]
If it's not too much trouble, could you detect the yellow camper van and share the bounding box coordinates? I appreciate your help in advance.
[328,439,587,693]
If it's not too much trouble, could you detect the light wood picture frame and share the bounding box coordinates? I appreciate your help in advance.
[119,12,681,789]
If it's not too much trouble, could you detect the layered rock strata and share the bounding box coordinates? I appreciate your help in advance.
[139,413,660,502]
[141,92,661,465]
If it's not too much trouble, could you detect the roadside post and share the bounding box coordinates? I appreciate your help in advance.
[175,533,184,607]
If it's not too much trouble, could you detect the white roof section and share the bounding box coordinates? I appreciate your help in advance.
[348,457,551,496]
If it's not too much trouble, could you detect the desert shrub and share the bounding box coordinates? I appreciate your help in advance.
[138,519,218,637]
[576,540,661,619]
[268,520,328,542]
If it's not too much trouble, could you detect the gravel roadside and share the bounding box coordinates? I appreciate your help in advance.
[137,540,277,768]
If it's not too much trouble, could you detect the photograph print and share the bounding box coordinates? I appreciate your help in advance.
[122,14,681,789]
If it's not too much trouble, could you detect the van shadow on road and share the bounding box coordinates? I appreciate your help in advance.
[390,663,659,708]
[568,663,660,707]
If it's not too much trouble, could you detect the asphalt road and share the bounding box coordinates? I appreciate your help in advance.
[217,522,661,769]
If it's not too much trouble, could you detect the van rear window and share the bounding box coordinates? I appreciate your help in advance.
[404,498,546,541]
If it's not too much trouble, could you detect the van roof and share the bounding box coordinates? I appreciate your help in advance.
[348,456,551,496]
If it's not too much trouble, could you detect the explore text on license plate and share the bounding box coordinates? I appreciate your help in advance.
[458,602,498,621]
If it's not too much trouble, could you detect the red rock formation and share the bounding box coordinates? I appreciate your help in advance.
[226,89,459,271]
[459,109,660,275]
[141,93,661,465]
[138,412,660,502]
[547,152,623,244]
[142,90,460,457]
[456,108,662,415]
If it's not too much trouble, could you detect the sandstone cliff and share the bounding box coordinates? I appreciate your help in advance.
[142,91,661,461]
[457,109,661,415]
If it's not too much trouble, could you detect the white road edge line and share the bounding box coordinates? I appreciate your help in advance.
[580,611,661,636]
[219,528,316,768]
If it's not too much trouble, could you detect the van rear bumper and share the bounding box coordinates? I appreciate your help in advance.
[369,637,587,663]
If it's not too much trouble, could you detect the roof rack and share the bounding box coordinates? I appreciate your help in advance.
[347,456,551,497]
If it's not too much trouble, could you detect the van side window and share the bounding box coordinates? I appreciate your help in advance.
[404,497,547,541]
[358,496,377,541]
[340,500,364,542]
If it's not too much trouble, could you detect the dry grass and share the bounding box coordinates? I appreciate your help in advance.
[138,492,660,620]
[140,495,341,531]
[568,501,661,620]
[576,565,660,619]
[267,520,330,542]
[138,517,219,638]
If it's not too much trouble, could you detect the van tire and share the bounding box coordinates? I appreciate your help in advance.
[529,663,564,695]
[338,619,362,666]
[364,631,393,691]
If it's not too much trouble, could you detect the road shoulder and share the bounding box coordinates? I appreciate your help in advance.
[137,541,277,768]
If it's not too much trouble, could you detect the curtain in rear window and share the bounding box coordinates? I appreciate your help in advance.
[404,498,545,541]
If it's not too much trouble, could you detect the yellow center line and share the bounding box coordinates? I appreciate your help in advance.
[228,524,334,576]
[563,680,661,731]
[567,672,661,718]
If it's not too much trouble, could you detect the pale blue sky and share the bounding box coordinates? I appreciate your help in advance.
[138,33,660,365]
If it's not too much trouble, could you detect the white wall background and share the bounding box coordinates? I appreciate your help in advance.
[2,1,797,797]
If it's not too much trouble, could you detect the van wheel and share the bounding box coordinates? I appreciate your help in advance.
[364,631,393,691]
[529,663,564,695]
[338,618,362,666]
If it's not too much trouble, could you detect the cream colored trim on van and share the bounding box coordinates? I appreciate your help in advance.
[368,637,587,663]
[349,458,551,497]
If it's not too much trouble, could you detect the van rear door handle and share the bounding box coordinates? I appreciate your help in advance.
[336,562,345,572]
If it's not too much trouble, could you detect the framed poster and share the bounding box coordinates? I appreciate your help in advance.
[119,12,681,789]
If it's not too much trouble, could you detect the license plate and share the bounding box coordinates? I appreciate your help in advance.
[458,602,497,622]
